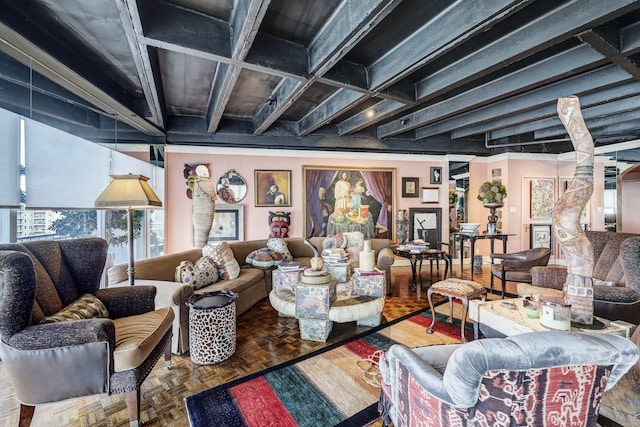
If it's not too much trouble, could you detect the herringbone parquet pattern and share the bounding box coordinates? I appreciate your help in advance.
[0,262,501,427]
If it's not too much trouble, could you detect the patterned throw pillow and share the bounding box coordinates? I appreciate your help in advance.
[202,241,241,280]
[267,238,292,261]
[175,256,219,289]
[40,294,110,324]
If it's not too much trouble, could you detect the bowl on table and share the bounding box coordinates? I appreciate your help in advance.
[460,223,481,233]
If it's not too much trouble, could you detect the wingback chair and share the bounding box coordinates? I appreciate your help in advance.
[490,247,551,298]
[0,238,175,427]
[379,331,638,427]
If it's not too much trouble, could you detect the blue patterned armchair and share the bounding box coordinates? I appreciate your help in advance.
[379,331,638,427]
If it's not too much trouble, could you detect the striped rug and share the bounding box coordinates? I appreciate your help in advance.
[185,307,474,427]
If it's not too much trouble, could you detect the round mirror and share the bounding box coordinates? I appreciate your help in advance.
[216,169,247,203]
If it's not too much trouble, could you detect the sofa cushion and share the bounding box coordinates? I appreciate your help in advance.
[203,241,240,280]
[40,293,110,324]
[175,257,219,290]
[267,238,293,261]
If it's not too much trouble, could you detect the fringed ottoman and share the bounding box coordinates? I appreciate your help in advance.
[426,278,486,343]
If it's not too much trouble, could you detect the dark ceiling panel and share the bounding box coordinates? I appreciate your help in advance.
[1,0,640,159]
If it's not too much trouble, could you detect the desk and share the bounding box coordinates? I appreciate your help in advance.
[450,232,514,280]
[392,246,450,295]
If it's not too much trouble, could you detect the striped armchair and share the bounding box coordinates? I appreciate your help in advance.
[379,332,638,427]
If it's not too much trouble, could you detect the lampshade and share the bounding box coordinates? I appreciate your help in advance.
[95,174,162,209]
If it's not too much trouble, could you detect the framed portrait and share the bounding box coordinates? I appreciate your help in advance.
[402,177,419,197]
[430,166,443,184]
[302,166,395,239]
[209,204,244,241]
[530,178,555,219]
[421,187,439,203]
[531,224,552,250]
[255,170,291,207]
[409,207,442,248]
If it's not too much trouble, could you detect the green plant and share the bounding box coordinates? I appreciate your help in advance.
[477,180,507,205]
[49,210,142,247]
[449,188,458,205]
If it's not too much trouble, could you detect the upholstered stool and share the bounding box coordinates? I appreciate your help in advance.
[426,278,487,343]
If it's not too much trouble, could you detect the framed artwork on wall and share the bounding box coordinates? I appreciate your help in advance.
[421,187,439,203]
[430,167,442,184]
[302,166,395,239]
[409,207,442,248]
[254,170,291,207]
[531,224,552,250]
[209,204,244,241]
[530,178,555,219]
[402,177,419,198]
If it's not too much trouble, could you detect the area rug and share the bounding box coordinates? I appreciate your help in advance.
[185,307,474,427]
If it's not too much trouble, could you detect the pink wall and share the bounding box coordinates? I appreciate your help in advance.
[153,148,609,256]
[165,149,448,253]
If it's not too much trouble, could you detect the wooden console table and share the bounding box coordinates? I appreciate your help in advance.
[450,232,514,280]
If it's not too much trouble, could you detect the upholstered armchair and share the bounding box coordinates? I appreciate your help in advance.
[0,238,174,427]
[379,331,638,427]
[524,231,640,324]
[490,247,551,298]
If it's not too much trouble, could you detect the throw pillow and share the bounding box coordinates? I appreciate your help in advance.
[342,231,365,265]
[203,241,241,280]
[267,237,293,261]
[246,247,284,268]
[40,294,109,324]
[175,256,219,289]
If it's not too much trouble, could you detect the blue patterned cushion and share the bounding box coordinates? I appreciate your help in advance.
[40,293,109,324]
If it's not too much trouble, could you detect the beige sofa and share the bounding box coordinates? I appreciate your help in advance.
[109,237,394,354]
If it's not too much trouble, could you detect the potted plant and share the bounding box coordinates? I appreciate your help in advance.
[477,180,507,207]
[449,188,458,207]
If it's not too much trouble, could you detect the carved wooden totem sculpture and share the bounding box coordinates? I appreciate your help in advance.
[553,96,594,325]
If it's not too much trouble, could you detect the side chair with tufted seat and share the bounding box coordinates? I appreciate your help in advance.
[0,238,174,427]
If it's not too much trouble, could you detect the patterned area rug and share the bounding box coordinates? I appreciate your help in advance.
[185,307,474,427]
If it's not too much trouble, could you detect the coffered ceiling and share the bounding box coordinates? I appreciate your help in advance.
[2,0,640,161]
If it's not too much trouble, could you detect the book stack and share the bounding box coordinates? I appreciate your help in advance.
[278,261,303,272]
[322,248,349,264]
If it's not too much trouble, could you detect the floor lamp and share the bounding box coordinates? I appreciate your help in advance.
[95,174,162,285]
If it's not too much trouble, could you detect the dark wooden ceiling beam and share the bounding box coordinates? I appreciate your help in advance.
[298,88,369,135]
[337,0,529,135]
[378,0,640,138]
[425,17,640,139]
[116,0,166,129]
[535,99,640,139]
[450,80,640,138]
[492,94,640,140]
[579,26,640,80]
[0,1,162,134]
[368,0,530,91]
[253,0,402,135]
[206,0,271,133]
[379,44,605,138]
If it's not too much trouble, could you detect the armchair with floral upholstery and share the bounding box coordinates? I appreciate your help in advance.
[0,238,174,427]
[378,331,638,427]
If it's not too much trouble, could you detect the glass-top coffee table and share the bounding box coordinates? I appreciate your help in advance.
[468,298,633,340]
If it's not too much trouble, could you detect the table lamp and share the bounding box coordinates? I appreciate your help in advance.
[95,174,162,285]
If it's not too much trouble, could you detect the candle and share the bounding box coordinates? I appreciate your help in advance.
[363,240,371,252]
[359,250,375,272]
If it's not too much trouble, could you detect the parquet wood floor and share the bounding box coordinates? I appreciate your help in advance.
[0,262,504,427]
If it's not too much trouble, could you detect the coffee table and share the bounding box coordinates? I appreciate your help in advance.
[468,298,633,340]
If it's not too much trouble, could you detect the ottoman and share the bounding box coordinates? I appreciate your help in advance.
[426,278,486,343]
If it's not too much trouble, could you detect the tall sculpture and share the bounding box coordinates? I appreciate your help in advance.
[553,96,594,325]
[192,165,217,248]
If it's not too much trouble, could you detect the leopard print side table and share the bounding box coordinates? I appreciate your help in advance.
[187,291,238,364]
